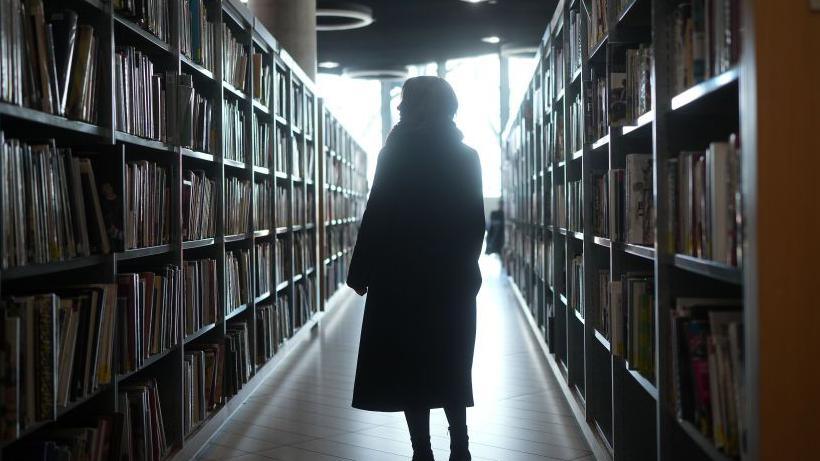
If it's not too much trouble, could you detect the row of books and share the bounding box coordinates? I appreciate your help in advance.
[181,0,217,72]
[0,2,100,122]
[588,0,608,52]
[293,187,306,226]
[567,180,583,233]
[126,161,171,250]
[552,44,565,99]
[568,254,584,316]
[327,157,360,189]
[181,78,217,154]
[252,53,272,105]
[276,127,289,174]
[589,154,654,245]
[253,114,272,168]
[325,225,353,257]
[607,272,655,379]
[225,176,251,236]
[554,117,565,163]
[673,0,741,95]
[294,278,317,329]
[611,44,653,126]
[671,298,743,458]
[292,140,305,179]
[293,234,304,275]
[224,321,252,397]
[118,266,183,372]
[275,238,287,286]
[254,181,272,230]
[115,48,171,142]
[256,242,272,297]
[1,138,111,269]
[256,295,291,365]
[222,23,247,91]
[274,68,286,117]
[184,259,218,337]
[115,0,171,44]
[0,290,108,438]
[183,170,216,241]
[276,184,288,227]
[223,97,246,163]
[225,249,250,316]
[567,8,583,75]
[119,379,169,461]
[584,70,608,142]
[183,344,221,436]
[569,93,583,155]
[9,413,123,460]
[668,135,741,266]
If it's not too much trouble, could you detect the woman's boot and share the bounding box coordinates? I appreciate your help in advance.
[448,425,471,461]
[410,435,435,461]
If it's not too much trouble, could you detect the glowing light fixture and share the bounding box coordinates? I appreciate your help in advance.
[343,67,410,80]
[319,61,341,69]
[317,2,374,31]
[482,36,501,44]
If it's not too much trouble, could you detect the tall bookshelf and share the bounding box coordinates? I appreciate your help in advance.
[318,102,368,310]
[0,0,365,459]
[503,0,754,460]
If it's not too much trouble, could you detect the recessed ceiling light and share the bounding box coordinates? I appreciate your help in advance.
[317,3,374,31]
[460,0,489,3]
[319,61,340,69]
[482,36,501,44]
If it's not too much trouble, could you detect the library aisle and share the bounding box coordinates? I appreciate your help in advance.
[196,255,594,461]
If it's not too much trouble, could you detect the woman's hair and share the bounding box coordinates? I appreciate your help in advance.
[397,76,458,123]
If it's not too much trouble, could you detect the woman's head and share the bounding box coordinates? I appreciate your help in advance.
[398,76,458,124]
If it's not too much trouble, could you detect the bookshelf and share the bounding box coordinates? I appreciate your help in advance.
[0,0,364,459]
[503,0,754,460]
[318,101,369,310]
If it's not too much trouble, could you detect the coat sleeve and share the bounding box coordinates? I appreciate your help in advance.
[468,152,486,260]
[346,149,392,291]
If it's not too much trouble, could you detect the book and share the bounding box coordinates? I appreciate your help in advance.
[223,97,246,163]
[184,259,218,338]
[181,0,217,71]
[114,0,170,44]
[254,180,272,230]
[225,250,251,316]
[182,170,216,241]
[624,154,654,245]
[124,161,170,249]
[119,379,168,461]
[222,23,248,91]
[256,243,272,297]
[588,0,608,52]
[114,47,172,141]
[253,114,272,168]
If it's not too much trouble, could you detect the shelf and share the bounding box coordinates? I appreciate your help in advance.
[253,165,271,176]
[183,238,215,250]
[306,267,315,276]
[222,81,249,101]
[1,254,110,281]
[225,304,248,321]
[555,88,565,105]
[181,148,215,163]
[593,329,611,351]
[118,244,173,261]
[114,13,174,55]
[625,366,659,400]
[276,280,289,292]
[115,131,175,151]
[593,236,611,248]
[253,229,271,238]
[254,291,271,304]
[275,226,289,235]
[588,36,609,62]
[591,134,610,151]
[224,233,250,243]
[571,231,584,241]
[559,294,568,305]
[622,110,655,135]
[571,148,584,160]
[117,347,175,383]
[677,419,735,461]
[673,254,742,285]
[0,103,109,138]
[558,227,569,236]
[275,114,289,126]
[252,99,271,115]
[180,55,216,82]
[613,242,655,261]
[670,68,739,112]
[574,309,585,324]
[223,158,247,170]
[274,171,289,180]
[184,323,218,344]
[292,224,304,232]
[570,67,582,85]
[293,274,303,283]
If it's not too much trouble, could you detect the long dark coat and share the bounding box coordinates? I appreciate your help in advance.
[346,121,486,412]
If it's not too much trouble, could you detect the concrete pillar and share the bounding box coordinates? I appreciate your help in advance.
[250,0,317,80]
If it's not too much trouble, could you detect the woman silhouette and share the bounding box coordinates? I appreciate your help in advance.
[347,76,485,461]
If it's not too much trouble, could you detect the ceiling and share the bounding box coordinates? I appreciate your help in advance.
[316,0,558,73]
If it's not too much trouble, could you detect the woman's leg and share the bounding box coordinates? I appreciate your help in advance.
[405,409,434,460]
[444,406,470,461]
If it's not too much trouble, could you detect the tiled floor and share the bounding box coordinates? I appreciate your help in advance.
[196,256,594,461]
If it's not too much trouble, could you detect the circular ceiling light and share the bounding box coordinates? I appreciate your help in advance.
[482,35,501,44]
[343,67,409,81]
[318,61,341,69]
[317,2,374,31]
